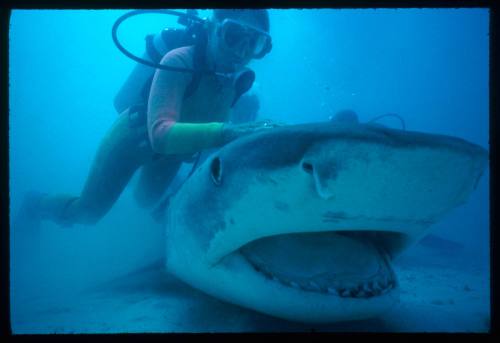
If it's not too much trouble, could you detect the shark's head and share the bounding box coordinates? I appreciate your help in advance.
[165,122,488,323]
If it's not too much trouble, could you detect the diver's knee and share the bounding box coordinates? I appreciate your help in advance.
[76,207,107,226]
[80,214,102,226]
[133,187,157,209]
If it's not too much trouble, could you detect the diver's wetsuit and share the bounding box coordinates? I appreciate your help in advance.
[38,46,236,226]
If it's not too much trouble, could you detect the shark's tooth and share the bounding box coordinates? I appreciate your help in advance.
[380,286,391,295]
[298,282,309,291]
[327,287,339,295]
[309,281,321,291]
[260,268,271,278]
[340,289,351,297]
[380,275,389,288]
[357,290,367,298]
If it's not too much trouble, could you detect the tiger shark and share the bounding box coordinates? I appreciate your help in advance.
[164,122,488,323]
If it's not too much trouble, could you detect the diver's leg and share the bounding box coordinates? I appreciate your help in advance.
[36,109,152,226]
[133,155,183,209]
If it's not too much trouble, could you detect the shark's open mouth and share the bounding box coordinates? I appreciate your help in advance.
[239,231,404,298]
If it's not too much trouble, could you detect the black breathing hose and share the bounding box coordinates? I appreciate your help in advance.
[368,113,406,130]
[111,9,207,74]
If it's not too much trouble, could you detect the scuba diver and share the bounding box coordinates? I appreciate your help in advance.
[17,9,277,228]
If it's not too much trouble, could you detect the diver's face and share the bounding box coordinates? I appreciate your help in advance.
[211,17,271,72]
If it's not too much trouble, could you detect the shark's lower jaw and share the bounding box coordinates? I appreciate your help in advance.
[237,231,401,299]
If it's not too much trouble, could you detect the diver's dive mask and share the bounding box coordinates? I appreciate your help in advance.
[218,19,272,59]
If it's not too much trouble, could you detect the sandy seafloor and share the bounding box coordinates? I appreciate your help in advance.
[10,240,490,334]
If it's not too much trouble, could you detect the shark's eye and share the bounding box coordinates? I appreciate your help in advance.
[302,161,314,174]
[210,157,222,186]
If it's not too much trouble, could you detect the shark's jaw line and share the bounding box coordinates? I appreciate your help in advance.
[166,218,402,323]
[164,122,488,323]
[238,230,399,299]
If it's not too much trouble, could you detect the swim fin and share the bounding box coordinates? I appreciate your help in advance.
[13,191,46,234]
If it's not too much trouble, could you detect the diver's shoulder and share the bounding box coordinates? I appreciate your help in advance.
[159,45,195,69]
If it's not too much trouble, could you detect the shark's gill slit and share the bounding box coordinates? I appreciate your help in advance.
[210,156,222,186]
[238,231,406,298]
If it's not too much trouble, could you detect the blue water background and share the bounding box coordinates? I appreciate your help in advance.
[9,9,490,330]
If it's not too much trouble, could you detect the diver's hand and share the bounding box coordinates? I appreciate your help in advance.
[222,120,283,144]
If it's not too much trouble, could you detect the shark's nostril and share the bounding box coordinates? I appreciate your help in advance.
[210,157,222,186]
[302,162,314,174]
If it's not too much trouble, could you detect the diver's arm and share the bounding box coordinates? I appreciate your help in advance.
[156,123,224,155]
[147,51,225,155]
